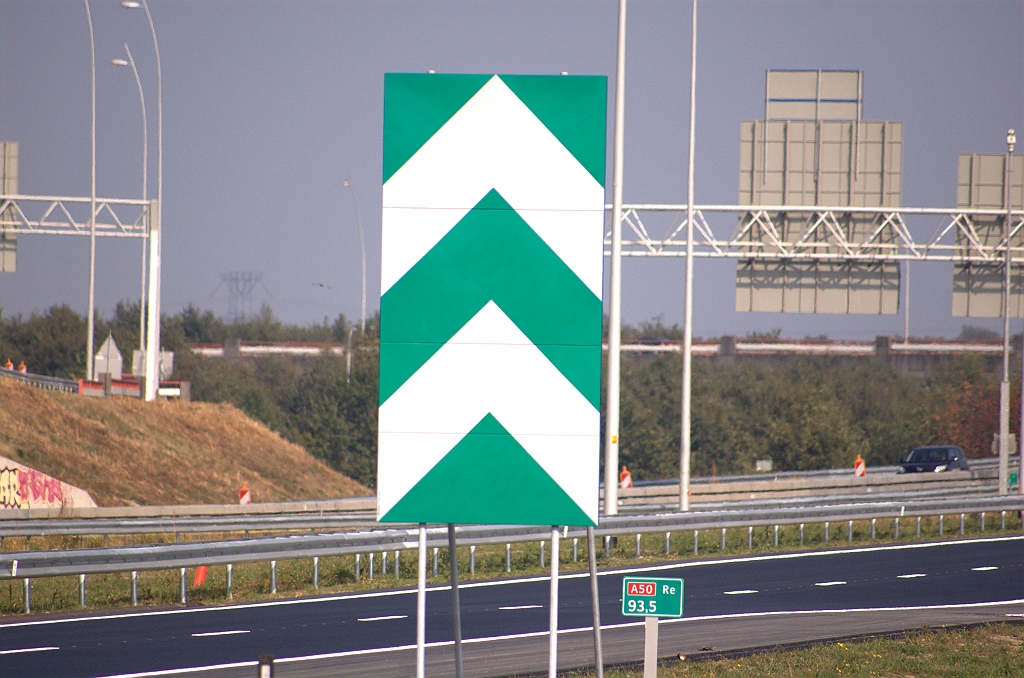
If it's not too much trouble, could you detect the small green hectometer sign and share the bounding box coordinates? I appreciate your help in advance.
[621,577,683,618]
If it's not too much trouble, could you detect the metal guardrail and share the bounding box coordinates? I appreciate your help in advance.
[0,367,78,393]
[3,495,1023,581]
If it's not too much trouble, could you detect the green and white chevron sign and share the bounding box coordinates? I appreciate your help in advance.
[377,73,607,526]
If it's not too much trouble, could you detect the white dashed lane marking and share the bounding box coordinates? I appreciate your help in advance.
[357,615,407,622]
[815,581,847,587]
[499,605,543,610]
[897,574,927,579]
[972,567,999,572]
[192,630,250,638]
[0,646,59,655]
[723,590,759,595]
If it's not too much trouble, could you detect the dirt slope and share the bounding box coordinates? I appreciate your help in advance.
[0,377,370,506]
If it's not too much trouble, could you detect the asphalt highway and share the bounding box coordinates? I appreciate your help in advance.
[1,535,1021,677]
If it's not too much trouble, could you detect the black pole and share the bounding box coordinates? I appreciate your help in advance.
[587,526,604,678]
[448,523,464,678]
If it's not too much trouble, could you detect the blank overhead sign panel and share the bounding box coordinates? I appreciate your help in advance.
[952,153,1024,318]
[736,70,903,314]
[377,73,606,527]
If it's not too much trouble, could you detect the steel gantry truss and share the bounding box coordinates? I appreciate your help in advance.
[610,203,1024,263]
[0,193,162,400]
[606,201,1024,262]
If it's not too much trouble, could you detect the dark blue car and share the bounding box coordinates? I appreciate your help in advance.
[897,445,970,473]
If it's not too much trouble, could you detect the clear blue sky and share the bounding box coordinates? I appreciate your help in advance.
[1,0,1021,339]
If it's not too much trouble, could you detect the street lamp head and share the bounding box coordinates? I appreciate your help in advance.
[121,1,141,8]
[1008,129,1017,154]
[112,58,129,67]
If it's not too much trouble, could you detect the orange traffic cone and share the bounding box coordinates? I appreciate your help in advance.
[193,566,208,587]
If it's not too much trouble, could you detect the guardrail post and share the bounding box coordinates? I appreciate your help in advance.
[960,513,965,535]
[313,557,319,590]
[356,554,361,579]
[693,530,699,555]
[981,512,986,532]
[270,560,277,593]
[79,573,86,607]
[848,520,853,542]
[916,517,921,537]
[540,540,546,567]
[382,551,388,576]
[604,535,611,558]
[799,523,804,544]
[871,518,876,539]
[24,578,30,613]
[939,515,944,535]
[748,526,753,550]
[721,528,727,551]
[469,546,475,577]
[131,570,138,606]
[635,534,641,557]
[180,568,186,604]
[665,532,671,555]
[435,548,441,577]
[369,553,374,580]
[506,544,511,573]
[396,550,402,579]
[574,537,579,562]
[773,525,778,547]
[824,522,829,543]
[894,517,899,539]
[227,564,233,599]
[1001,511,1006,530]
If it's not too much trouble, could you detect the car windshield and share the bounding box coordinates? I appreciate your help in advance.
[907,448,948,463]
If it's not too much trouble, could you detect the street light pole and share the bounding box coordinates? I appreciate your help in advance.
[123,0,162,401]
[603,0,626,518]
[680,0,698,511]
[344,174,367,334]
[113,45,148,358]
[999,128,1016,496]
[84,0,97,381]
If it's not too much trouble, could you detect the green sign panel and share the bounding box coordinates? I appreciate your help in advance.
[621,577,684,618]
[376,73,607,526]
[1011,472,1019,486]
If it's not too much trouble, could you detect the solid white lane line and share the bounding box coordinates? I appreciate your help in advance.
[0,646,59,655]
[723,590,758,595]
[191,630,249,638]
[500,604,543,610]
[358,615,407,622]
[6,535,1021,631]
[972,566,999,571]
[897,574,927,579]
[815,581,847,587]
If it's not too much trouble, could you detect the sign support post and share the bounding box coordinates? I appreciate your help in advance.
[586,526,603,678]
[416,523,426,678]
[643,616,658,678]
[448,524,463,678]
[548,525,560,678]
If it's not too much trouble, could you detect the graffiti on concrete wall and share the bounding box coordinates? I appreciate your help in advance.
[1,465,78,509]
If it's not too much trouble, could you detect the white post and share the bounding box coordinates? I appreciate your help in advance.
[680,0,698,511]
[85,0,97,381]
[549,525,560,678]
[604,0,627,519]
[1000,130,1016,495]
[643,616,658,678]
[416,523,427,678]
[144,199,161,400]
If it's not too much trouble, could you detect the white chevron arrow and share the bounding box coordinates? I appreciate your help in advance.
[377,301,599,521]
[381,75,605,297]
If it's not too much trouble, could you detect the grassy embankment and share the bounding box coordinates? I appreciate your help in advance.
[569,623,1024,677]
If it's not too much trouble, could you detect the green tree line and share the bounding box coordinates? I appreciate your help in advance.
[0,304,1013,488]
